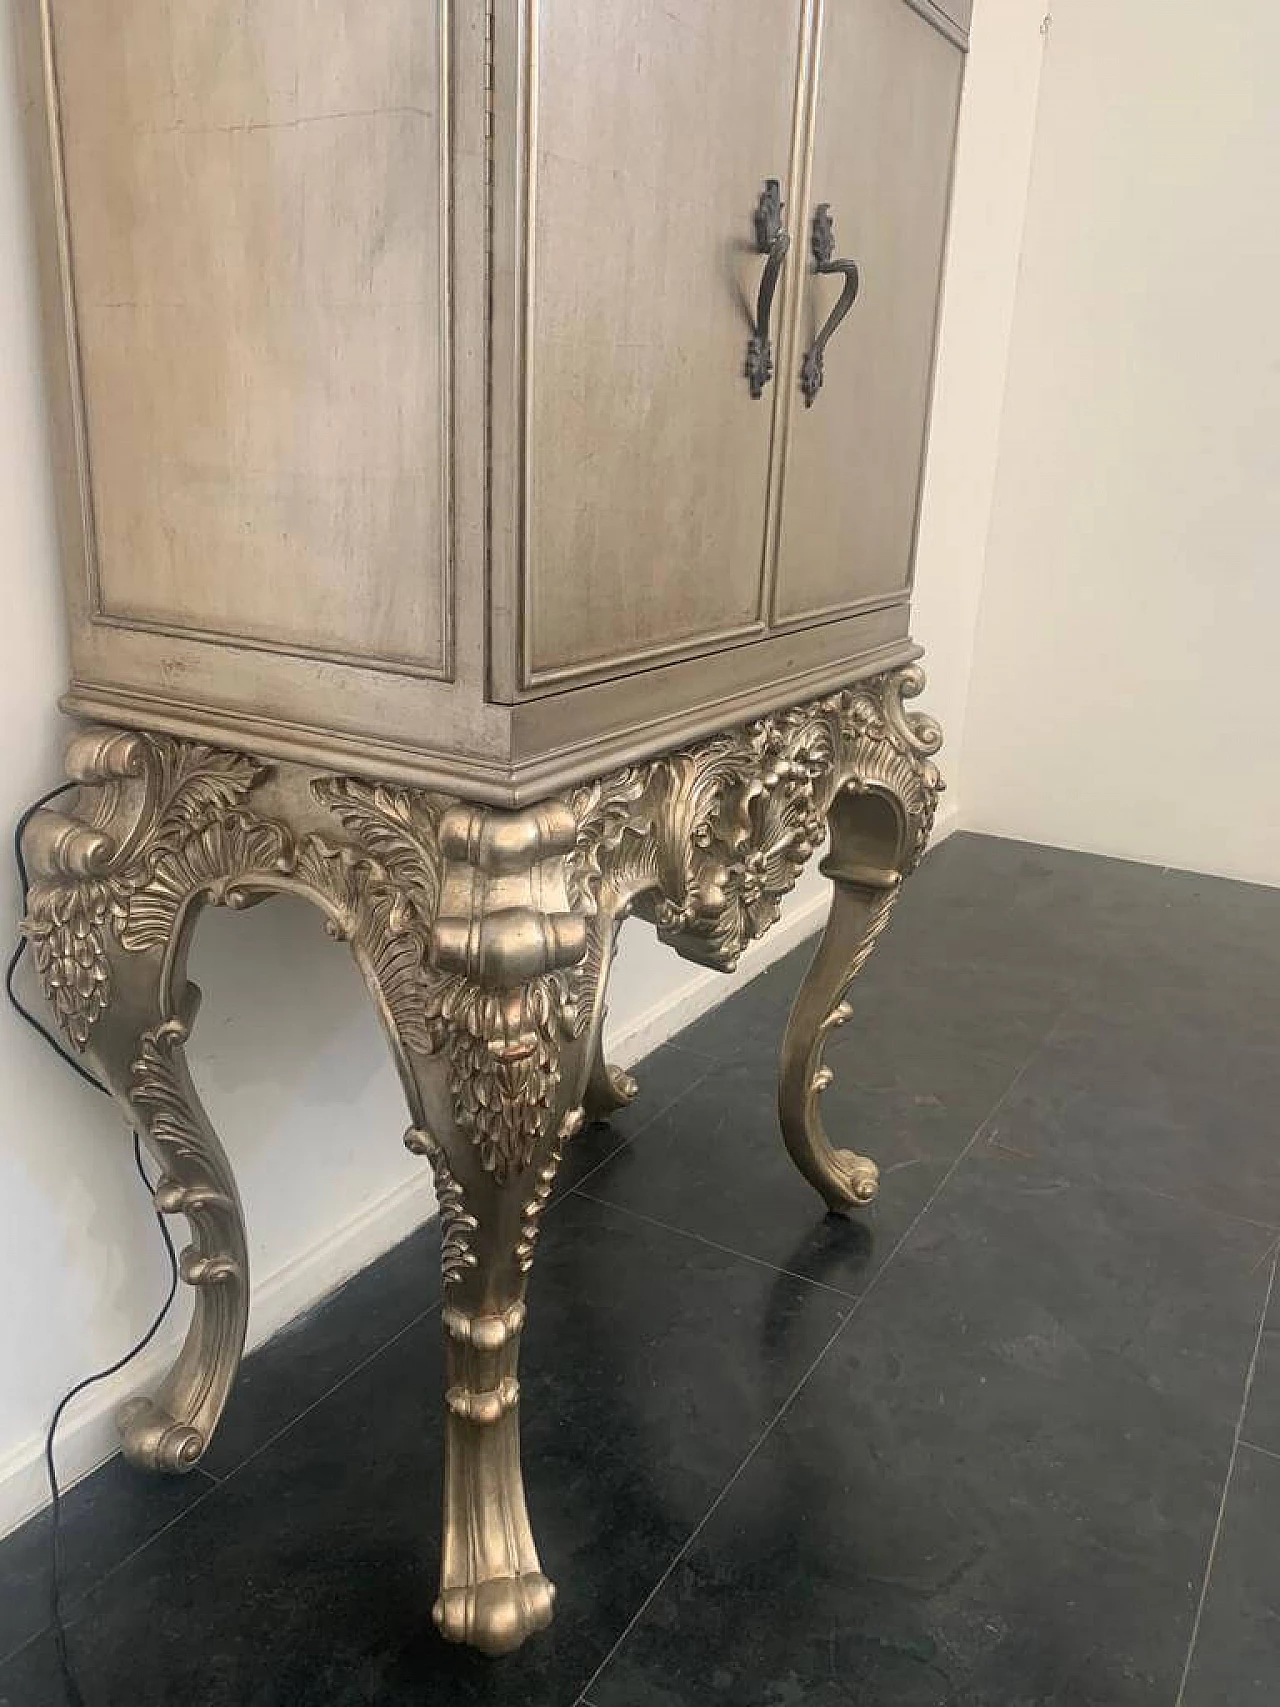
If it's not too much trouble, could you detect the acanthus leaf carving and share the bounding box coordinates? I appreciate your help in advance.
[406,1126,479,1288]
[120,813,294,953]
[288,832,438,1058]
[130,1016,243,1287]
[144,741,264,848]
[23,738,265,1049]
[311,777,447,927]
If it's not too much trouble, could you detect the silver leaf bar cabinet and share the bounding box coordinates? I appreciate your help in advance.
[16,0,967,1658]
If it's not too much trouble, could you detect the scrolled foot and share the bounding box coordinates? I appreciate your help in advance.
[583,1057,639,1121]
[821,1147,880,1211]
[433,1572,556,1657]
[800,1059,881,1211]
[116,1396,206,1474]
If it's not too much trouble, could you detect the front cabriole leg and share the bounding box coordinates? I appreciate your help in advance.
[778,667,944,1211]
[407,1111,573,1657]
[376,799,597,1657]
[19,733,626,1650]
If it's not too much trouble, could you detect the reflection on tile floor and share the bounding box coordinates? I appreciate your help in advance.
[2,834,1278,1705]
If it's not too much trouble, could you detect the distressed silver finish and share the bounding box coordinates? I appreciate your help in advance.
[16,0,965,1665]
[17,0,964,798]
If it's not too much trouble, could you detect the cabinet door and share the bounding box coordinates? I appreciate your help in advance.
[517,0,808,689]
[47,0,452,678]
[772,0,961,625]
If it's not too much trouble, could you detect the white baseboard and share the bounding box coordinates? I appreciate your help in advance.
[0,1168,437,1540]
[608,797,959,1068]
[931,795,961,855]
[0,798,960,1542]
[607,892,829,1069]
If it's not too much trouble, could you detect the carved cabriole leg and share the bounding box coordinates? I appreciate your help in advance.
[21,730,614,1658]
[22,729,257,1473]
[568,767,656,1125]
[97,987,249,1472]
[565,666,943,1219]
[777,792,905,1210]
[396,798,594,1656]
[777,667,944,1211]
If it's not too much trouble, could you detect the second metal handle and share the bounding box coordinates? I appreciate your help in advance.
[800,203,861,407]
[745,179,790,399]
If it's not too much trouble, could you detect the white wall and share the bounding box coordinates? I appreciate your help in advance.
[962,0,1280,886]
[0,2,1044,1534]
[909,0,1049,768]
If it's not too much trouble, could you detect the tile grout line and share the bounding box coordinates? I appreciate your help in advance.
[573,1032,1055,1704]
[1237,1436,1280,1465]
[3,1303,444,1665]
[0,1467,226,1674]
[207,1302,443,1487]
[570,1303,852,1703]
[562,1061,722,1200]
[568,1186,864,1302]
[572,995,1076,1315]
[1174,1243,1279,1707]
[1088,1179,1280,1240]
[982,1145,1280,1241]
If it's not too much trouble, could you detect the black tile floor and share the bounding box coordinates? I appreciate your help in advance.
[2,832,1279,1705]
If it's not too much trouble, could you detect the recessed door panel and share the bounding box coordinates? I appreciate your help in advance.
[773,0,961,624]
[50,0,451,676]
[522,0,807,687]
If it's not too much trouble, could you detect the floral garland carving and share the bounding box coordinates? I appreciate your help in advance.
[568,667,943,973]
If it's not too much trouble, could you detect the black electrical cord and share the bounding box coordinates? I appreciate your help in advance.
[8,782,181,1707]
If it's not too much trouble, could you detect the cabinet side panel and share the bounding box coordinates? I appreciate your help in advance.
[773,0,961,624]
[519,0,807,688]
[49,0,452,677]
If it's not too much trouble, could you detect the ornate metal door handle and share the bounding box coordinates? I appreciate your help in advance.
[799,203,861,407]
[745,179,790,398]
